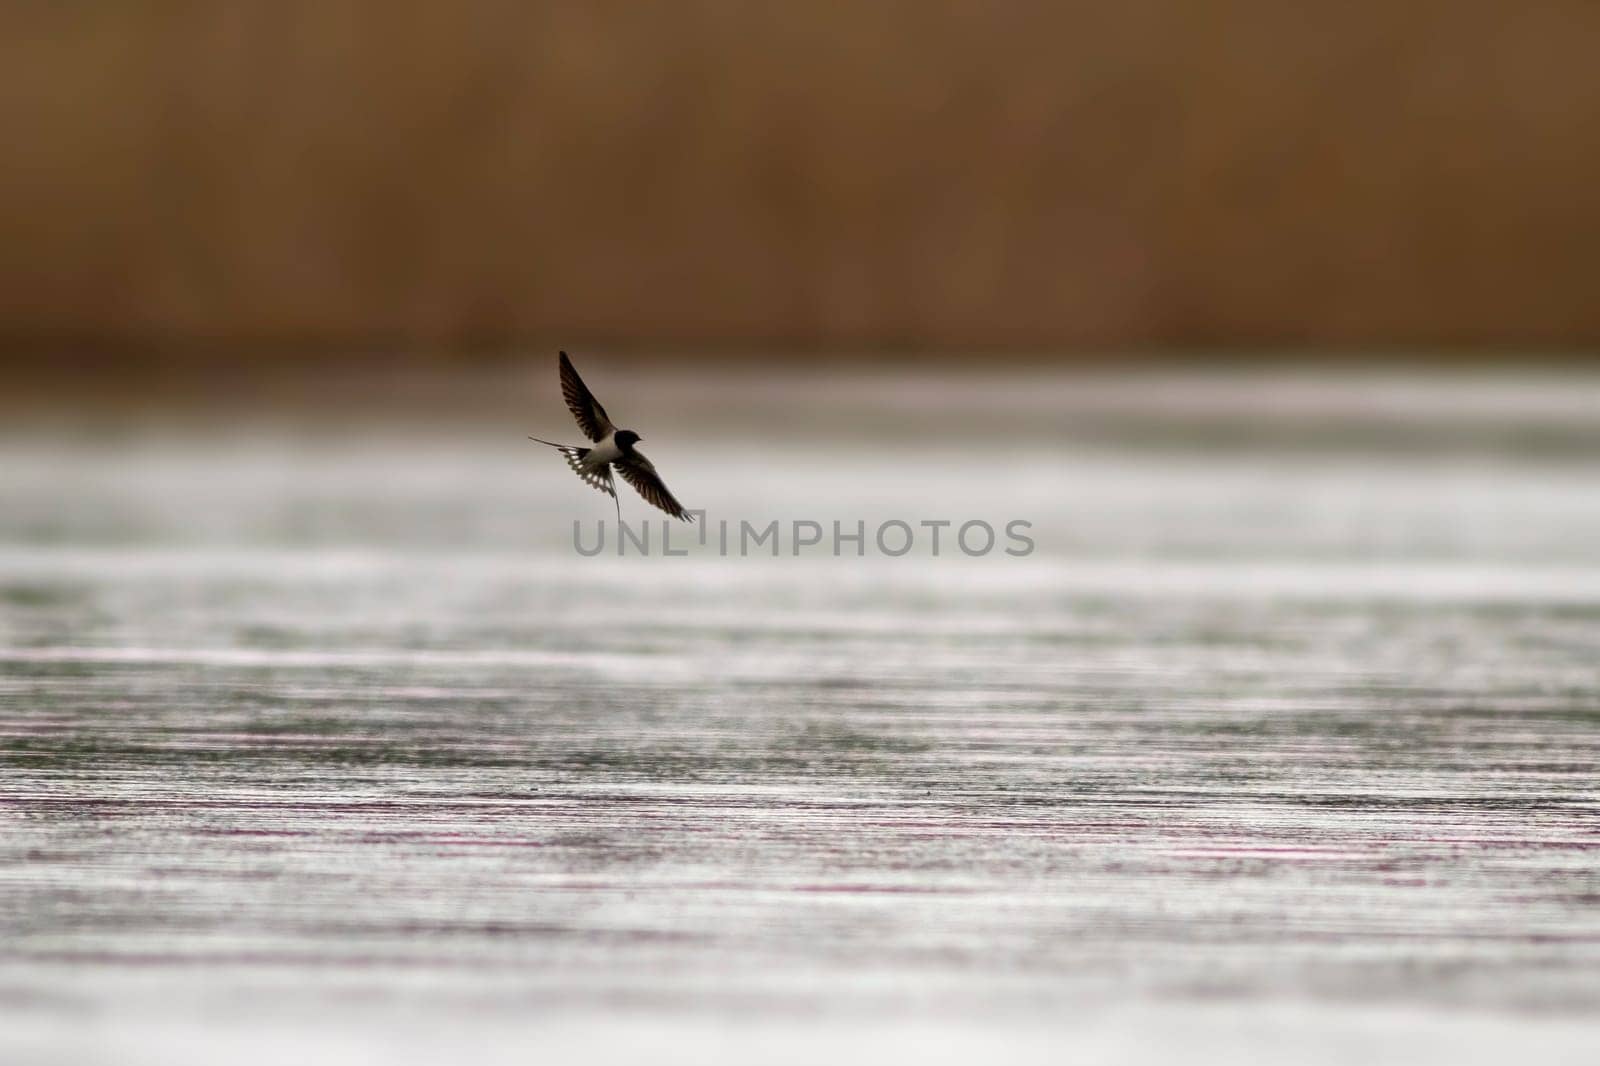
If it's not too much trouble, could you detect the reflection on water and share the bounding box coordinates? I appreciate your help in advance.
[2,370,1599,1063]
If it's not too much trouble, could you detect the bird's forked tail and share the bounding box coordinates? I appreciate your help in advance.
[529,437,622,526]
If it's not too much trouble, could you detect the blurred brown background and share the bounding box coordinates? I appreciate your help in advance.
[3,1,1599,361]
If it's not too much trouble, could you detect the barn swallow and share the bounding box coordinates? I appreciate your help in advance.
[529,351,693,522]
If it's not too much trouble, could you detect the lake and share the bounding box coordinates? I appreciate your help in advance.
[3,366,1599,1063]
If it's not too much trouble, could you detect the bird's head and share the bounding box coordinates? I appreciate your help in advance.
[615,429,642,451]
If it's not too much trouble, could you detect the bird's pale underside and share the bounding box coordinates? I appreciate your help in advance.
[530,351,693,522]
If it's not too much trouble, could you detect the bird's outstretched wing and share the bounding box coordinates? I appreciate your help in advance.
[560,351,615,442]
[616,452,692,521]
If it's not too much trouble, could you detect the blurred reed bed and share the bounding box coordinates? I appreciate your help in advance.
[2,2,1599,358]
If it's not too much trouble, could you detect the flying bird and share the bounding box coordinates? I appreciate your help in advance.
[529,351,693,523]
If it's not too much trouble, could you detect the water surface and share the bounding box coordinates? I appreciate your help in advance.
[3,369,1599,1063]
